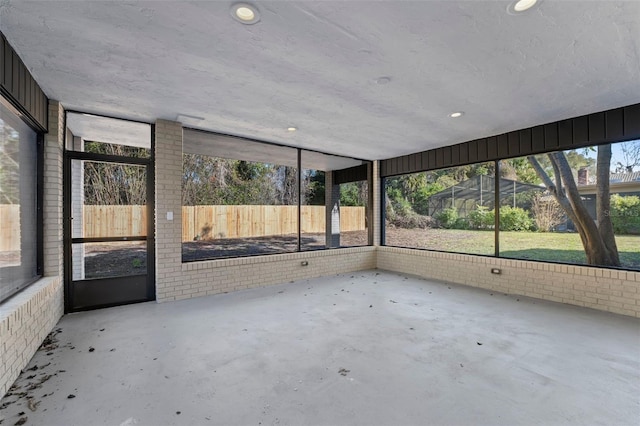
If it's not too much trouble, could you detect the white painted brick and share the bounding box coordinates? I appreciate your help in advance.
[0,277,64,398]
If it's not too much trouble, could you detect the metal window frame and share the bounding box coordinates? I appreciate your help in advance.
[0,94,45,303]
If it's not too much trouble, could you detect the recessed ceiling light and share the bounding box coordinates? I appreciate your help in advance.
[230,3,260,25]
[449,112,464,118]
[375,76,391,85]
[287,127,297,132]
[508,0,539,14]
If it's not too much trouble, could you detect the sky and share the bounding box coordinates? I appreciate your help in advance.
[581,139,640,173]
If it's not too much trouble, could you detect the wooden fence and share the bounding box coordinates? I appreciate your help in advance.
[0,205,20,252]
[83,205,148,238]
[181,205,365,241]
[0,205,365,250]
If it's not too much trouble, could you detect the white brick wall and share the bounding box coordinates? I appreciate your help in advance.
[377,246,640,318]
[43,101,64,278]
[168,247,376,301]
[0,102,65,398]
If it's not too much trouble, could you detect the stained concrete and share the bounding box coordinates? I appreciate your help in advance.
[1,270,639,426]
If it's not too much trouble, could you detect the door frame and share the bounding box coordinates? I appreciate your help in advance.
[63,112,155,312]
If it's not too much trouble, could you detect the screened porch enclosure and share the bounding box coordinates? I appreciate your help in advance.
[427,175,544,218]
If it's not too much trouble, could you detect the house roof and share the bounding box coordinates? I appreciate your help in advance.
[609,171,640,183]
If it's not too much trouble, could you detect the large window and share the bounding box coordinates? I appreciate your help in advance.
[383,140,640,271]
[300,151,370,251]
[339,180,369,247]
[301,155,327,251]
[0,99,41,302]
[182,131,370,261]
[498,142,640,270]
[182,140,298,261]
[384,163,495,255]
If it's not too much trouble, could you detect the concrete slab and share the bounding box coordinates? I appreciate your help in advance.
[1,270,639,426]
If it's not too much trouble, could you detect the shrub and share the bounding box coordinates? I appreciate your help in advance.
[499,206,534,231]
[609,194,640,235]
[454,217,469,230]
[467,206,495,230]
[436,207,458,229]
[531,194,565,232]
[392,196,414,218]
[389,213,435,229]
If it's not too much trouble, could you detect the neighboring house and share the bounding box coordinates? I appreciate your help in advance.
[577,170,640,221]
[547,170,640,232]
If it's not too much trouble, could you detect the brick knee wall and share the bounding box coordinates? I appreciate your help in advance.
[376,246,640,318]
[0,277,64,397]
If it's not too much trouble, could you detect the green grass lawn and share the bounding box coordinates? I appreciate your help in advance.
[500,232,640,268]
[385,228,640,269]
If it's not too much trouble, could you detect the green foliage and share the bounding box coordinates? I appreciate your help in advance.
[467,206,495,230]
[182,155,302,206]
[436,207,458,229]
[609,194,640,235]
[454,217,469,230]
[501,158,540,184]
[385,187,412,219]
[434,174,457,189]
[565,149,595,172]
[305,170,325,205]
[385,165,496,219]
[499,206,534,231]
[340,181,368,206]
[412,182,444,215]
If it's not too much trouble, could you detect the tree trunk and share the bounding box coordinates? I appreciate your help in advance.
[528,152,620,267]
[596,144,620,265]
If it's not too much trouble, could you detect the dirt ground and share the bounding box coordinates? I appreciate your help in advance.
[84,242,147,279]
[81,231,369,278]
[0,251,19,268]
[182,231,368,262]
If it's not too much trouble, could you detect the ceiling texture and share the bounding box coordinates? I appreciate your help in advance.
[1,1,639,161]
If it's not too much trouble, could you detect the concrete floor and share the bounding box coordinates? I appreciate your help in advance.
[1,270,639,426]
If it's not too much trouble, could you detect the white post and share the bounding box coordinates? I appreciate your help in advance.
[71,136,85,280]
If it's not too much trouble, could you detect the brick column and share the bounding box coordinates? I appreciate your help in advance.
[43,101,64,277]
[154,120,183,301]
[325,171,340,248]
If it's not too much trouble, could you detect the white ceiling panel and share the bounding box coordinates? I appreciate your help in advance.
[2,1,639,160]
